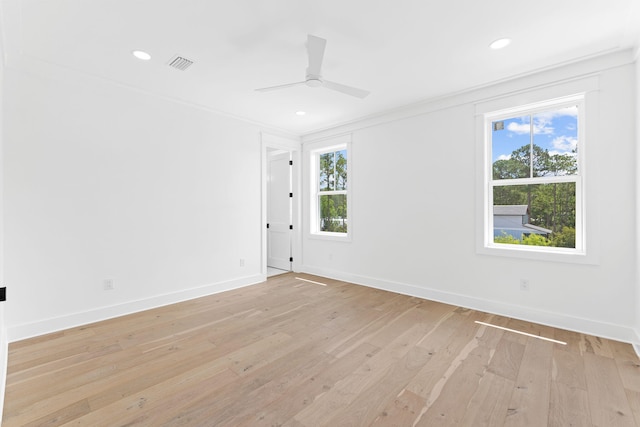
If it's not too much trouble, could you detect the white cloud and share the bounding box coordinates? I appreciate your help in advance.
[536,106,578,121]
[532,117,555,135]
[507,118,554,135]
[506,122,530,134]
[497,154,511,161]
[506,106,578,137]
[551,135,577,152]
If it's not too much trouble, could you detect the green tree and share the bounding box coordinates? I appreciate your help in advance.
[550,226,576,248]
[320,195,347,232]
[522,233,551,246]
[319,152,334,191]
[494,232,521,244]
[335,151,347,190]
[319,150,348,232]
[493,144,577,247]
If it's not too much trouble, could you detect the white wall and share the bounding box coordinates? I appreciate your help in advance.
[3,67,267,341]
[302,52,639,345]
[636,54,640,353]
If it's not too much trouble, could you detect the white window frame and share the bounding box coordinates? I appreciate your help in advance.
[475,78,600,264]
[308,136,352,241]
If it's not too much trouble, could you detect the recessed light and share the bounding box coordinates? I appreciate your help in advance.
[489,38,511,50]
[296,111,306,116]
[132,50,151,61]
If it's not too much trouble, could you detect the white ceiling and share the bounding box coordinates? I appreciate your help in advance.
[2,0,639,135]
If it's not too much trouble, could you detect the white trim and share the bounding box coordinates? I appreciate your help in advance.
[7,274,264,342]
[303,133,352,149]
[302,51,632,141]
[300,265,640,346]
[475,80,598,115]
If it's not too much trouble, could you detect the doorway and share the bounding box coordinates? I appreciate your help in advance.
[266,149,292,276]
[261,133,300,278]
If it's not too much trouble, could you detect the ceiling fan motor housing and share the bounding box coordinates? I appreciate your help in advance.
[305,77,323,87]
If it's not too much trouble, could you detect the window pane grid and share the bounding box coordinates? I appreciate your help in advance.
[487,99,581,250]
[492,175,579,187]
[315,147,348,235]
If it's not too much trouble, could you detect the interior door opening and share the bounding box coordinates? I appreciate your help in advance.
[266,148,293,277]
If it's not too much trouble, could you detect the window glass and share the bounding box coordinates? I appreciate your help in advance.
[492,115,531,179]
[488,101,581,250]
[319,194,347,233]
[493,183,576,248]
[313,146,348,236]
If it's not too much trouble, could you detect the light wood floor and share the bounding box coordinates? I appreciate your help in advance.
[3,273,640,426]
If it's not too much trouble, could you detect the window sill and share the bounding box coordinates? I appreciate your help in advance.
[477,243,597,265]
[309,232,352,242]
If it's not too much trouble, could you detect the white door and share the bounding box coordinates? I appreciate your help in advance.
[267,151,292,271]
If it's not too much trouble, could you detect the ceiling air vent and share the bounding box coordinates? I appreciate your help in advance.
[168,55,194,71]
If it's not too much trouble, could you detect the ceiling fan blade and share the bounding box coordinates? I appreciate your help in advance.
[322,80,370,99]
[306,35,326,76]
[255,81,306,92]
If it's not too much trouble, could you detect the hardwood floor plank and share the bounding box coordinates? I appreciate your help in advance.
[3,273,639,426]
[584,352,636,426]
[487,336,526,381]
[405,310,488,399]
[626,389,640,426]
[72,368,240,427]
[23,399,91,427]
[459,371,515,427]
[249,342,380,427]
[552,346,587,390]
[549,381,592,427]
[610,341,640,393]
[548,348,592,425]
[581,334,614,358]
[504,338,554,427]
[323,345,434,426]
[4,337,219,426]
[413,324,503,426]
[292,321,433,426]
[552,327,584,354]
[370,389,426,426]
[213,345,335,426]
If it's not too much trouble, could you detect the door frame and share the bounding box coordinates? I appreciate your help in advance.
[261,133,301,276]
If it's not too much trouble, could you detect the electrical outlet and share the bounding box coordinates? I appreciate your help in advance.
[519,279,530,291]
[103,279,115,291]
[239,258,245,267]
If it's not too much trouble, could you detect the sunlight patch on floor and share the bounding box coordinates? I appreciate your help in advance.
[475,320,567,345]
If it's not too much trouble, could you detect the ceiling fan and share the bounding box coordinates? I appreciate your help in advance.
[255,35,370,99]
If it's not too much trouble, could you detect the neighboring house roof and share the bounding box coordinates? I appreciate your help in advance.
[493,204,553,236]
[494,205,528,216]
[523,223,553,234]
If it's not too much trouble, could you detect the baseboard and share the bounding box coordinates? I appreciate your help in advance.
[7,274,265,343]
[301,265,640,347]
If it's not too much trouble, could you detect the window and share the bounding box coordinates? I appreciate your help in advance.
[309,138,350,239]
[484,95,584,254]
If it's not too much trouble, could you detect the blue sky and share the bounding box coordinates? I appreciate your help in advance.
[491,106,578,164]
